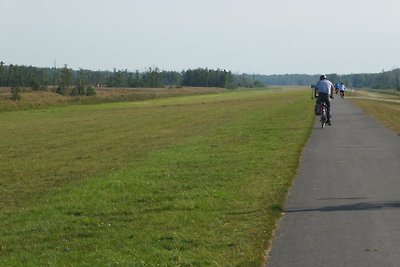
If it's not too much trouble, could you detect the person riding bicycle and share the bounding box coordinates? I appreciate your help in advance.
[314,74,334,125]
[339,82,346,99]
[334,82,340,94]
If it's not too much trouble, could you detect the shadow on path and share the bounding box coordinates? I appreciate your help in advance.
[285,200,400,213]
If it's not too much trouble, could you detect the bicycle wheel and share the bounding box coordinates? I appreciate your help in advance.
[321,106,327,128]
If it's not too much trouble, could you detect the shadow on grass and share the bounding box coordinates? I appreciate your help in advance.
[226,204,283,215]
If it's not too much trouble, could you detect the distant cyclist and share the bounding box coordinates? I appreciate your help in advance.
[339,82,346,99]
[314,75,334,125]
[334,82,340,94]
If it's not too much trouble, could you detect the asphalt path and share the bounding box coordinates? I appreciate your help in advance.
[266,96,400,267]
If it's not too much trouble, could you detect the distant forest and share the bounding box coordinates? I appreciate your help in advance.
[252,70,400,90]
[0,62,263,95]
[0,61,399,95]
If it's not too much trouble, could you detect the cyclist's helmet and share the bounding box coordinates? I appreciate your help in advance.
[320,74,327,80]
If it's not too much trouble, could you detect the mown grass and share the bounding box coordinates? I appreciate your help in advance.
[0,88,314,266]
[350,90,400,134]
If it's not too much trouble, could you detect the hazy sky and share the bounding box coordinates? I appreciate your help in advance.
[1,0,399,75]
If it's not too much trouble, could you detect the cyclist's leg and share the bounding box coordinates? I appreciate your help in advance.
[315,96,321,114]
[326,99,331,123]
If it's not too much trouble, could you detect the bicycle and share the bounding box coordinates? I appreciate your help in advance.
[314,90,333,128]
[320,102,328,128]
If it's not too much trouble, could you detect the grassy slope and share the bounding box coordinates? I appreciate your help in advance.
[0,88,314,266]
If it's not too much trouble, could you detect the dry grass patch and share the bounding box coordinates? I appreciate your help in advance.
[0,86,229,111]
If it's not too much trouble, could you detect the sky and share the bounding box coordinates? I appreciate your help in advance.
[1,0,399,75]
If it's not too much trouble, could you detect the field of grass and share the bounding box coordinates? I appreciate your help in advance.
[0,88,314,266]
[350,89,400,134]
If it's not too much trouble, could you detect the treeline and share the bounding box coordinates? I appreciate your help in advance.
[0,62,264,94]
[249,69,400,90]
[2,60,398,92]
[340,70,400,89]
[249,74,319,86]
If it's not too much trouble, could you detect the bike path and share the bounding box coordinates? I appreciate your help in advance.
[266,97,400,267]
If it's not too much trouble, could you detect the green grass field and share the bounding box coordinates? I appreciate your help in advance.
[0,88,314,266]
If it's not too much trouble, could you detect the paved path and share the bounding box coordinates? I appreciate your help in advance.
[266,97,400,267]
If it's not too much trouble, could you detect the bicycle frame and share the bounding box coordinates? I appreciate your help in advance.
[320,102,328,128]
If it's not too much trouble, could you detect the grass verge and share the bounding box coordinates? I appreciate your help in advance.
[0,88,314,266]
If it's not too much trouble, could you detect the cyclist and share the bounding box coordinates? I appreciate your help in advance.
[314,74,334,125]
[339,82,346,99]
[334,82,340,94]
